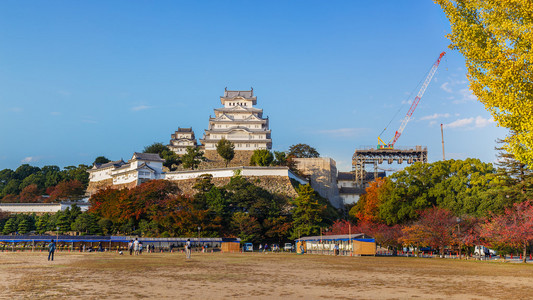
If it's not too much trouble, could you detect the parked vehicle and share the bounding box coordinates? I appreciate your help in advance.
[284,243,293,252]
[474,245,497,256]
[243,243,254,252]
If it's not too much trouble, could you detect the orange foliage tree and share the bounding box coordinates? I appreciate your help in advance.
[349,177,390,223]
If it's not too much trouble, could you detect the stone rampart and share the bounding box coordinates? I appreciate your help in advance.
[168,175,299,198]
[200,150,255,169]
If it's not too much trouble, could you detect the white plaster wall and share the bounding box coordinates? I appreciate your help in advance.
[164,167,308,185]
[113,172,138,185]
[146,161,163,172]
[0,204,60,213]
[89,169,113,182]
[341,194,360,205]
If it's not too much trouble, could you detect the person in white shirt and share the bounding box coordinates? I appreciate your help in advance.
[134,238,140,255]
[186,239,191,259]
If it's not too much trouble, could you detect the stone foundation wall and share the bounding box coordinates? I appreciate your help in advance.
[168,175,299,198]
[200,150,255,169]
[86,179,137,195]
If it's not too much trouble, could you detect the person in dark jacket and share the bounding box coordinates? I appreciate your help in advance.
[48,240,56,261]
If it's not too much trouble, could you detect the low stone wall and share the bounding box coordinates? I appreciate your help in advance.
[200,150,255,169]
[168,175,300,198]
[86,179,137,195]
[86,179,113,195]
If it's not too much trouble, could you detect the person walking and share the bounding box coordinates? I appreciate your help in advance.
[139,242,143,254]
[186,239,191,259]
[134,238,139,255]
[48,239,56,261]
[128,240,133,255]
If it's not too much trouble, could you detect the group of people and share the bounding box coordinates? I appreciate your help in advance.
[127,238,157,255]
[47,238,194,261]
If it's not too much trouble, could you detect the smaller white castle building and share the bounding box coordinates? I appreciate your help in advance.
[88,152,165,188]
[168,127,197,155]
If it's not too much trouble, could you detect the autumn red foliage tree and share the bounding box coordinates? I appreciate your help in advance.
[19,184,42,203]
[482,201,533,263]
[349,178,389,223]
[326,219,356,235]
[416,207,456,257]
[48,180,85,201]
[89,180,220,236]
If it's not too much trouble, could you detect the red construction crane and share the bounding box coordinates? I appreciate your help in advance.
[378,51,446,149]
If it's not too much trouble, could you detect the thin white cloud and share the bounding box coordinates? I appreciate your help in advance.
[440,82,452,93]
[444,116,495,129]
[445,117,474,128]
[82,118,97,124]
[474,115,495,128]
[420,113,450,121]
[131,105,152,111]
[21,156,39,163]
[401,99,413,105]
[58,90,71,97]
[452,88,477,104]
[318,128,369,137]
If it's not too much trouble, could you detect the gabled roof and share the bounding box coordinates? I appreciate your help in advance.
[224,89,254,98]
[205,127,271,134]
[215,106,263,113]
[136,162,157,172]
[131,152,165,162]
[212,113,234,121]
[220,88,257,104]
[177,127,192,132]
[91,159,126,170]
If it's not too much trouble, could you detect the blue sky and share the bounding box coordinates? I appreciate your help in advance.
[0,1,507,172]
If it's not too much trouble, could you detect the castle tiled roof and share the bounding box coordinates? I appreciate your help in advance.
[177,127,192,132]
[91,160,126,170]
[131,152,165,162]
[223,89,254,99]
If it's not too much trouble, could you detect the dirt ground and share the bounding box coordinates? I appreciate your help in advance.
[1,251,533,299]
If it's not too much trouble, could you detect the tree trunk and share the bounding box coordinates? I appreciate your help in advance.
[523,242,527,263]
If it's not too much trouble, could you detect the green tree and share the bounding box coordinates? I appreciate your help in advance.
[72,213,100,234]
[231,212,262,243]
[143,142,180,171]
[273,151,288,166]
[216,138,235,167]
[181,147,205,170]
[17,218,30,234]
[378,159,496,224]
[93,156,111,165]
[290,185,325,239]
[14,164,40,180]
[250,149,274,166]
[2,218,16,235]
[36,214,51,234]
[62,165,90,186]
[435,0,533,166]
[97,218,114,235]
[55,212,70,233]
[288,144,320,158]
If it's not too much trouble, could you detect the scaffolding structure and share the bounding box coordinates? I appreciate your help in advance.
[352,146,427,186]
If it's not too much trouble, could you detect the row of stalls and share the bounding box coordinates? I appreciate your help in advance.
[295,234,376,256]
[0,235,240,252]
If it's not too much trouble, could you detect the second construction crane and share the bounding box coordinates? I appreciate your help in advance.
[378,51,446,149]
[352,51,445,187]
